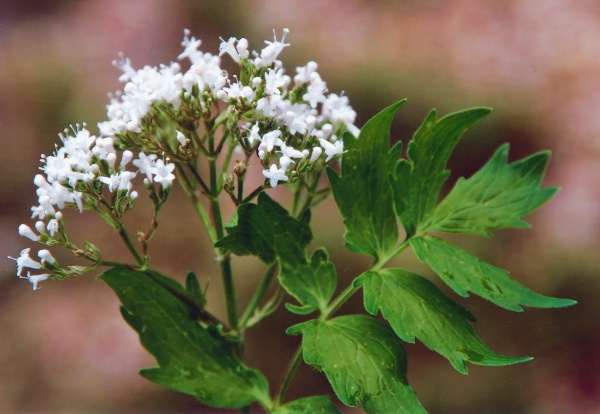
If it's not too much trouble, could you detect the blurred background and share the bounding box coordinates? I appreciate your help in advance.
[0,1,597,413]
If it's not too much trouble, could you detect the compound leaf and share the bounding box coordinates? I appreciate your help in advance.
[410,235,576,311]
[100,267,271,409]
[392,108,491,236]
[216,192,311,264]
[423,144,558,235]
[327,100,405,259]
[288,315,426,414]
[355,269,531,374]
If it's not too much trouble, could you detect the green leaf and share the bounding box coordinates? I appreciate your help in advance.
[356,269,531,374]
[100,267,271,409]
[288,315,427,414]
[185,271,205,308]
[422,144,559,235]
[216,192,312,264]
[391,107,491,236]
[327,100,405,259]
[410,235,577,311]
[271,396,341,414]
[280,248,337,315]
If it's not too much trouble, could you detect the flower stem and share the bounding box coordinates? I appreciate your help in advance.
[239,262,278,329]
[117,225,144,266]
[208,132,239,330]
[220,254,238,330]
[274,345,303,407]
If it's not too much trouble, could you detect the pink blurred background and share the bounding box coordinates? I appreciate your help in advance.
[0,1,597,413]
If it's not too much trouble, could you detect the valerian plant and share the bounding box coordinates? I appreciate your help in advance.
[8,28,576,413]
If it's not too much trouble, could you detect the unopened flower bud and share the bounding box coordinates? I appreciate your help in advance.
[106,153,117,168]
[176,131,187,146]
[121,150,134,167]
[38,249,56,265]
[310,147,322,162]
[19,224,39,241]
[35,221,46,234]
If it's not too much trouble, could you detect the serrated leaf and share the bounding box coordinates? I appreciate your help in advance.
[279,248,337,314]
[271,395,341,414]
[216,192,311,264]
[100,267,271,409]
[422,144,559,235]
[327,100,405,259]
[355,269,531,374]
[289,315,427,414]
[391,108,491,236]
[410,235,577,311]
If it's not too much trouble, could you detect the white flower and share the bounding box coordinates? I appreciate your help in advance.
[264,68,290,95]
[151,159,176,188]
[178,29,204,64]
[99,171,136,193]
[258,28,290,67]
[279,143,305,159]
[246,123,262,145]
[25,272,50,291]
[262,164,288,188]
[219,37,243,63]
[319,138,345,162]
[8,248,42,277]
[47,219,60,237]
[18,224,39,241]
[133,152,158,182]
[258,130,283,153]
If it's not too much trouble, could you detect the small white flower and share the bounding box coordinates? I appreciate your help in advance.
[47,219,60,237]
[219,37,242,63]
[262,164,288,188]
[18,224,39,242]
[279,143,305,159]
[279,155,294,171]
[319,138,345,162]
[8,248,42,277]
[133,152,158,182]
[259,130,283,153]
[258,28,290,67]
[151,159,176,188]
[99,171,136,193]
[25,272,50,291]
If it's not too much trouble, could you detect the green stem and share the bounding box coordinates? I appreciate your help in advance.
[207,132,239,330]
[241,184,265,204]
[220,255,238,330]
[296,171,322,216]
[239,263,278,329]
[274,345,303,407]
[117,225,144,266]
[176,163,218,244]
[187,163,211,195]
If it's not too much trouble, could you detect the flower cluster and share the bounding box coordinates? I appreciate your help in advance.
[8,123,176,289]
[100,28,358,187]
[8,28,359,290]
